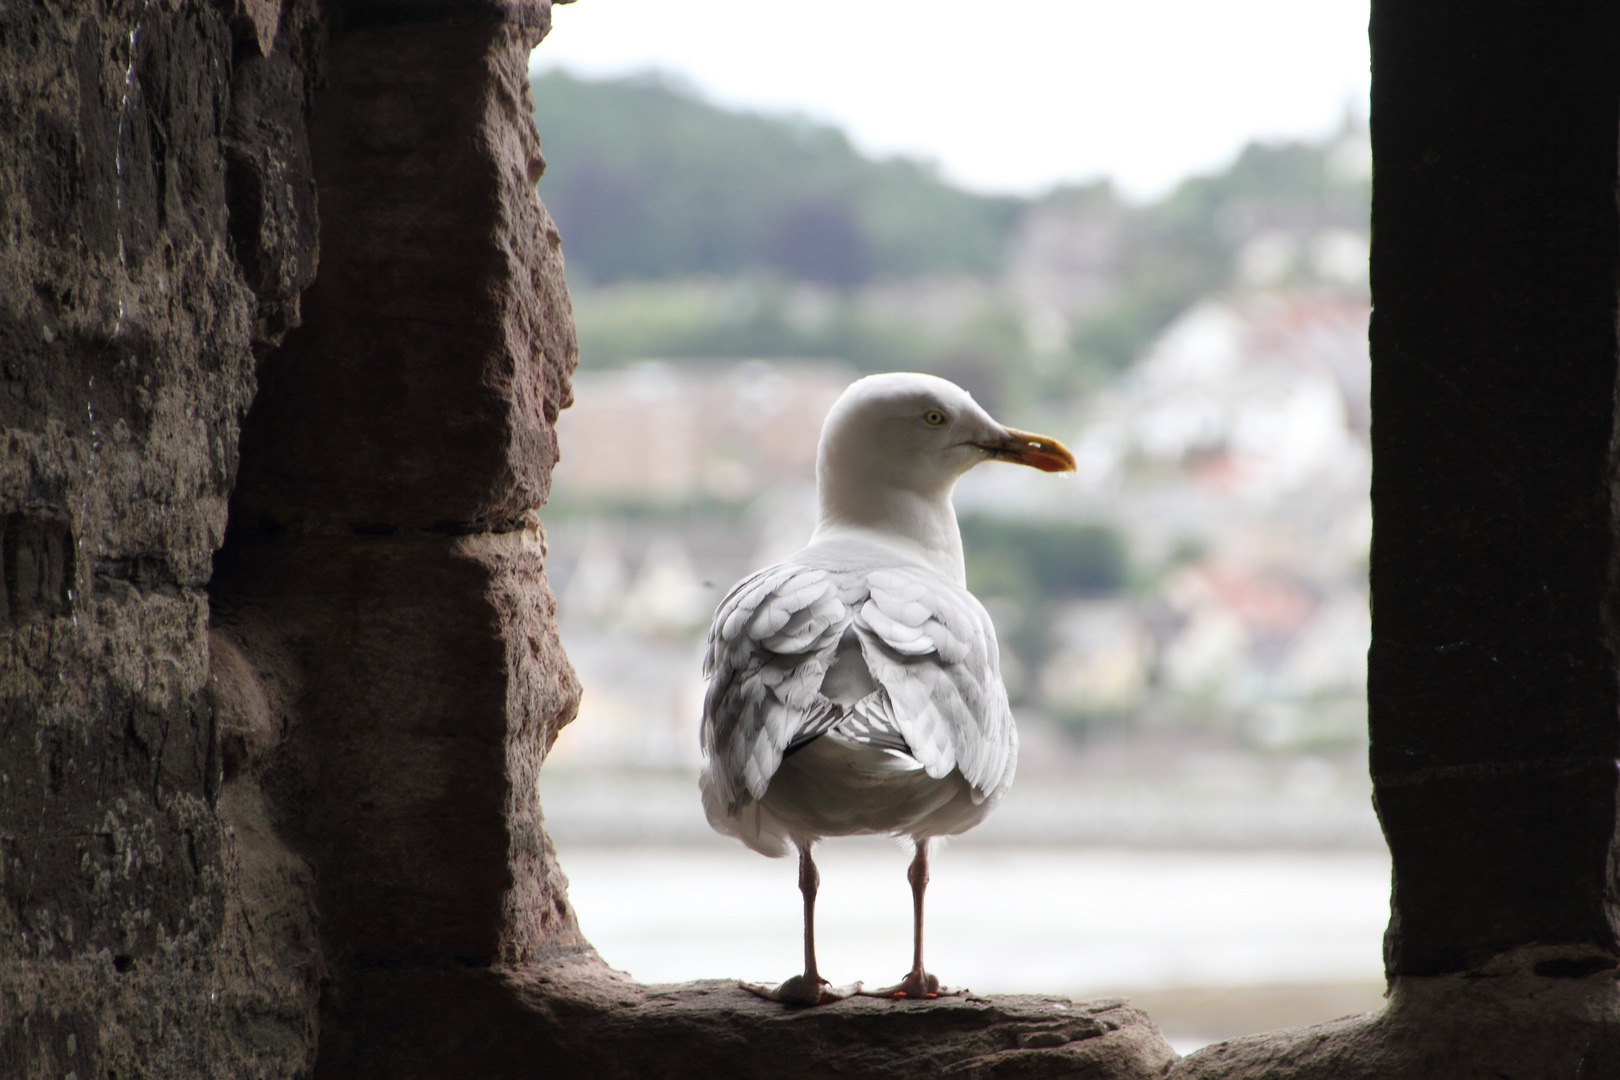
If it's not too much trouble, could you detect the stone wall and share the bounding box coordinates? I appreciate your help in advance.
[208,1,593,1068]
[1,0,325,1075]
[0,0,599,1073]
[12,0,1616,1076]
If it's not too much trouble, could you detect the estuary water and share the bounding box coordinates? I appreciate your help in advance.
[555,840,1390,1001]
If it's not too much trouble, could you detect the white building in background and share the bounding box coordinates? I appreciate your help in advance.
[1041,600,1154,716]
[546,360,856,770]
[1121,292,1369,501]
[544,294,1374,767]
[1024,292,1372,745]
[551,359,855,503]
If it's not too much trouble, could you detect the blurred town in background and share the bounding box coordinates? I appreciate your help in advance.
[533,69,1377,849]
[528,69,1386,1047]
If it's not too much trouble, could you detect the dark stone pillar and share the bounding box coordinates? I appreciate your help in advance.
[0,1,325,1075]
[1366,0,1620,979]
[208,0,589,1071]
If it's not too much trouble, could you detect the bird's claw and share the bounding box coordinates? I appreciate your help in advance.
[741,975,862,1006]
[859,971,964,999]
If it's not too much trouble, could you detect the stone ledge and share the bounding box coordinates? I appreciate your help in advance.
[1171,951,1620,1079]
[504,957,1180,1079]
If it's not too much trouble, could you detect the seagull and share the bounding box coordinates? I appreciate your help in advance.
[699,372,1076,1006]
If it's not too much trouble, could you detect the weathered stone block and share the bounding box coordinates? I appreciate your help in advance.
[1,0,325,1074]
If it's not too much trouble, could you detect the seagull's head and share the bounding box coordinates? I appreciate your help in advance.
[817,372,1076,502]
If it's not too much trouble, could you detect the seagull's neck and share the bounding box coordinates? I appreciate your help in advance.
[812,482,966,583]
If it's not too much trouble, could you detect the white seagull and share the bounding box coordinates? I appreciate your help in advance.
[699,372,1076,1006]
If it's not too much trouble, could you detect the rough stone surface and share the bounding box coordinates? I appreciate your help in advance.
[314,956,1180,1080]
[0,0,325,1075]
[226,1,571,535]
[1172,949,1620,1079]
[206,0,592,1073]
[520,973,1179,1080]
[17,0,1620,1074]
[535,973,1179,1080]
[1366,0,1620,979]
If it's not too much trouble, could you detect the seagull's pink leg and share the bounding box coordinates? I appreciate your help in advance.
[798,839,822,983]
[863,838,962,998]
[907,839,930,986]
[741,840,859,1006]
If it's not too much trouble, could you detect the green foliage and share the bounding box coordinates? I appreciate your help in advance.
[534,70,1369,385]
[960,516,1129,601]
[568,279,937,370]
[531,71,1021,285]
[567,279,1040,416]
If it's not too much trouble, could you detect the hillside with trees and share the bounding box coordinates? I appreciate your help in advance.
[529,70,1020,284]
[530,69,1369,395]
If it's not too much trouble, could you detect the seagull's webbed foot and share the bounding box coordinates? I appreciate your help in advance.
[860,971,964,1000]
[741,975,862,1006]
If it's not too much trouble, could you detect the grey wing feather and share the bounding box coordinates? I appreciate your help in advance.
[853,567,1013,798]
[701,563,851,810]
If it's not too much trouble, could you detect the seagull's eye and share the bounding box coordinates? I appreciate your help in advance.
[922,409,948,427]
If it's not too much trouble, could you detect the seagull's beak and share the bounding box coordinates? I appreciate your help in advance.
[976,427,1077,473]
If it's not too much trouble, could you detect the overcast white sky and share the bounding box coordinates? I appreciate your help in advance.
[529,0,1370,201]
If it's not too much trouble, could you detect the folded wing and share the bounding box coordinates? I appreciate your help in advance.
[702,564,851,809]
[702,558,1014,813]
[854,566,1013,799]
